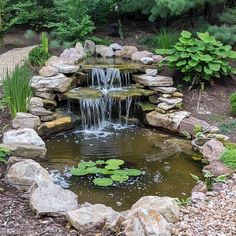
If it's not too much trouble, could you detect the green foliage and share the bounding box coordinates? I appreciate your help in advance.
[29,46,50,66]
[41,32,49,53]
[221,148,236,169]
[3,65,32,118]
[218,120,236,135]
[156,31,236,87]
[49,39,61,49]
[219,8,236,25]
[71,159,142,187]
[230,92,236,115]
[175,197,191,206]
[0,145,9,164]
[24,29,37,40]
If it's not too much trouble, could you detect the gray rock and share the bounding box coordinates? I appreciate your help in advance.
[40,115,56,122]
[39,66,58,77]
[31,73,74,93]
[60,48,85,63]
[153,55,165,62]
[96,45,114,58]
[29,181,78,217]
[5,159,52,190]
[133,75,173,87]
[114,46,138,59]
[131,51,153,62]
[173,92,184,98]
[3,128,45,147]
[8,156,28,166]
[149,87,177,94]
[159,97,183,105]
[75,42,86,57]
[30,97,44,107]
[192,182,208,194]
[45,56,63,67]
[145,69,158,76]
[84,40,96,55]
[66,204,124,233]
[123,208,171,236]
[203,161,234,177]
[35,92,56,101]
[29,107,53,116]
[130,196,179,223]
[12,112,41,130]
[158,102,180,111]
[141,57,154,65]
[52,64,79,74]
[191,192,206,203]
[109,43,123,51]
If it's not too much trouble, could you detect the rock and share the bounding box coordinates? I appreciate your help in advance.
[159,97,183,105]
[31,73,74,93]
[123,208,171,236]
[149,95,160,105]
[52,64,79,74]
[191,192,206,203]
[4,143,47,159]
[29,181,78,217]
[203,161,234,177]
[95,45,114,58]
[35,92,56,101]
[109,43,123,51]
[179,117,210,137]
[39,66,58,77]
[207,133,230,142]
[145,110,190,132]
[114,46,138,59]
[157,102,181,111]
[66,204,124,233]
[38,117,73,137]
[46,56,63,67]
[141,57,154,65]
[192,182,208,194]
[130,196,179,223]
[75,42,86,57]
[212,183,228,192]
[3,128,45,147]
[8,156,28,166]
[153,55,165,62]
[40,115,56,122]
[149,87,177,94]
[162,94,172,98]
[201,139,225,162]
[60,48,85,63]
[145,69,158,76]
[173,92,184,98]
[133,75,173,87]
[5,159,52,190]
[42,99,57,110]
[29,107,53,117]
[131,51,153,62]
[84,40,96,55]
[30,97,44,107]
[12,112,41,130]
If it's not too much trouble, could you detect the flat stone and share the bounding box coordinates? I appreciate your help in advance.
[38,117,73,137]
[35,92,56,101]
[145,110,190,132]
[203,161,234,177]
[109,43,123,51]
[60,48,85,63]
[65,87,103,100]
[3,128,45,147]
[12,112,41,130]
[29,181,78,217]
[42,99,57,110]
[133,75,173,87]
[8,156,28,166]
[39,66,58,77]
[52,64,79,74]
[173,92,184,98]
[159,97,183,105]
[192,182,208,194]
[114,46,138,59]
[149,87,177,94]
[157,102,179,111]
[5,159,52,190]
[4,143,47,159]
[162,94,172,98]
[131,51,153,62]
[66,204,124,233]
[40,115,56,122]
[96,45,114,58]
[31,73,74,93]
[141,57,154,65]
[46,56,63,67]
[145,69,158,76]
[30,97,44,107]
[29,107,53,116]
[84,40,96,55]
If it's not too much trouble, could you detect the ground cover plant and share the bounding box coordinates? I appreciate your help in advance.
[221,148,236,169]
[0,145,9,163]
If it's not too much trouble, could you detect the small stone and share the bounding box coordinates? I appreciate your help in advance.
[40,115,56,122]
[159,97,183,105]
[152,55,164,62]
[35,92,56,101]
[203,161,234,177]
[29,107,53,116]
[149,87,177,94]
[141,57,154,65]
[39,66,58,77]
[131,51,153,62]
[133,75,173,87]
[30,97,44,107]
[114,46,138,59]
[109,43,123,51]
[191,192,206,203]
[145,69,158,76]
[173,92,184,98]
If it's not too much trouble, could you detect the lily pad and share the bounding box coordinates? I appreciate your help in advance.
[100,169,114,175]
[106,159,125,166]
[93,178,113,187]
[96,160,105,165]
[71,168,89,176]
[87,167,102,174]
[113,169,142,176]
[105,165,120,170]
[111,175,129,182]
[78,161,96,168]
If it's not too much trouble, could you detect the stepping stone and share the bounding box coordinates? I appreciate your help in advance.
[133,75,173,87]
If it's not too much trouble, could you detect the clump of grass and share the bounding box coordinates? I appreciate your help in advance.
[230,92,236,115]
[218,120,236,135]
[3,65,32,118]
[221,149,236,169]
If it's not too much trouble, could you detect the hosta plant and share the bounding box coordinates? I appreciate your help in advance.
[156,31,236,87]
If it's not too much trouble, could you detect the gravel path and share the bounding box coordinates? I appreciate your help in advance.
[0,46,36,80]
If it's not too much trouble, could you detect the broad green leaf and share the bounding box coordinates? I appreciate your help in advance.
[176,60,187,66]
[228,50,236,59]
[100,169,114,175]
[209,63,221,72]
[188,60,198,67]
[96,160,105,165]
[195,65,202,72]
[181,31,192,38]
[93,178,113,187]
[111,175,129,182]
[71,168,89,176]
[201,55,213,62]
[106,159,124,166]
[0,157,7,164]
[204,66,213,75]
[105,165,120,170]
[78,161,96,168]
[87,167,102,174]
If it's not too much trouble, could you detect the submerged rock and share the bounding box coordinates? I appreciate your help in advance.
[29,181,78,217]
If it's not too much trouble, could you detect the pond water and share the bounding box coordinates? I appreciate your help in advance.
[42,125,203,211]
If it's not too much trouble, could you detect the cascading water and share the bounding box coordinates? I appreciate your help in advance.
[80,68,133,130]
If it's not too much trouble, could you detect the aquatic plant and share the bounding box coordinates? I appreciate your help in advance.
[71,159,142,187]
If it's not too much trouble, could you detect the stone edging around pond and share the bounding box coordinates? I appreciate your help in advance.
[1,41,235,235]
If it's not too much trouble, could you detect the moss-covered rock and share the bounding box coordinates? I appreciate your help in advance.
[65,88,103,100]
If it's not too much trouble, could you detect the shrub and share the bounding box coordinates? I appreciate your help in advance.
[29,46,50,66]
[24,29,37,40]
[218,120,236,135]
[221,148,236,169]
[156,31,236,87]
[49,39,61,49]
[230,92,236,115]
[3,65,32,118]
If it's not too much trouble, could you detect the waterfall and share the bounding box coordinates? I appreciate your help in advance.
[79,68,133,130]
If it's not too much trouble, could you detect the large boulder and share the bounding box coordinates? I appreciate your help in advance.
[29,107,53,117]
[29,181,78,217]
[123,208,171,236]
[114,46,138,59]
[203,161,234,177]
[109,43,123,51]
[130,196,179,223]
[75,42,86,57]
[131,51,153,62]
[5,159,52,190]
[66,204,124,233]
[39,66,58,77]
[95,45,114,58]
[133,75,173,87]
[3,128,45,147]
[30,73,74,93]
[84,40,96,55]
[12,112,41,130]
[60,48,85,63]
[52,64,79,74]
[141,57,155,65]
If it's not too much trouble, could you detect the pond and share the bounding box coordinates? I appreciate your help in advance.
[41,125,203,211]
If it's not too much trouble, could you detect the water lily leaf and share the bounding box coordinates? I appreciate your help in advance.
[87,167,102,174]
[96,160,105,165]
[105,165,120,170]
[100,169,114,175]
[71,168,89,176]
[113,170,129,176]
[124,169,142,176]
[93,178,113,187]
[111,175,129,182]
[106,159,124,166]
[78,161,96,168]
